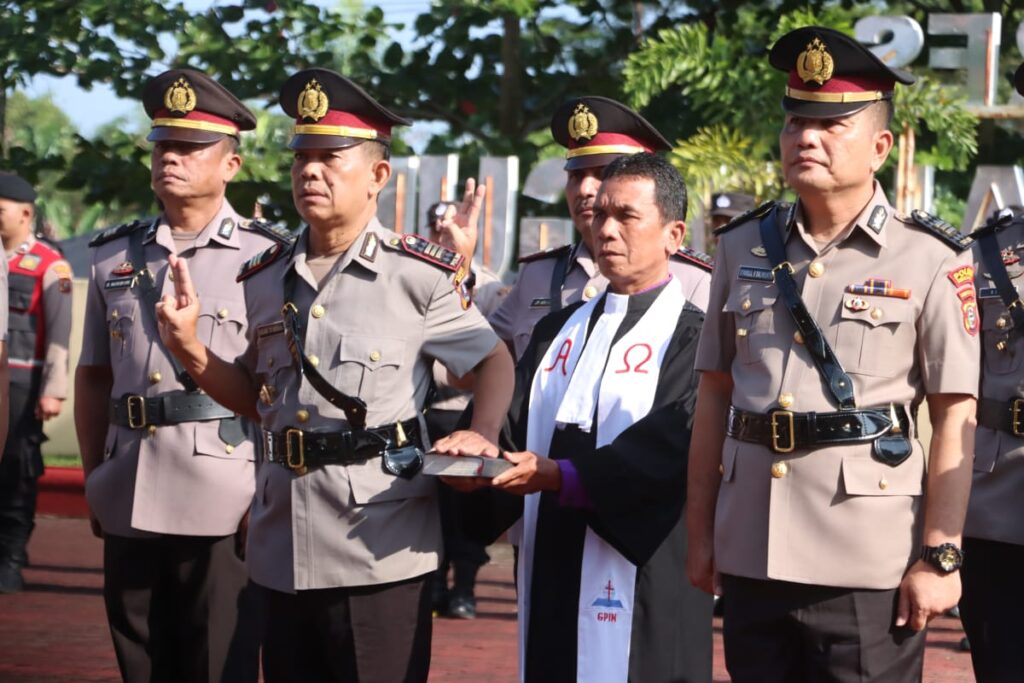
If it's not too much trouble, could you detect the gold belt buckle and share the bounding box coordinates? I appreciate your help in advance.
[285,428,307,474]
[1013,399,1024,437]
[770,410,795,453]
[126,395,147,429]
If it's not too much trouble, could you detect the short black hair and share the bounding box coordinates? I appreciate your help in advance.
[361,140,391,162]
[872,99,894,132]
[601,152,687,222]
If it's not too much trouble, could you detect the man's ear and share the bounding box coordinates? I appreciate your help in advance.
[369,159,392,196]
[665,220,685,255]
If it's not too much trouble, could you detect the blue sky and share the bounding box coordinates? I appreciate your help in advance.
[22,0,432,137]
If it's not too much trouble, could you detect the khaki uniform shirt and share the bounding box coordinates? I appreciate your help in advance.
[6,236,73,398]
[966,218,1024,544]
[238,217,498,592]
[696,184,979,590]
[490,242,711,359]
[80,202,275,538]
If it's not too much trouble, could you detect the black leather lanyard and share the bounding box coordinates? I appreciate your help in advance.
[976,218,1024,334]
[758,206,856,410]
[129,223,198,392]
[282,262,368,430]
[547,245,572,313]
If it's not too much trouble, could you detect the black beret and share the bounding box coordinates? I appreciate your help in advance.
[0,173,36,203]
[143,68,256,143]
[550,96,671,171]
[279,68,410,150]
[770,26,915,119]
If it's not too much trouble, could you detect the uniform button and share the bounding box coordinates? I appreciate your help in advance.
[369,350,381,362]
[870,308,883,320]
[793,331,804,344]
[741,299,751,311]
[225,444,235,454]
[307,354,319,368]
[583,286,598,300]
[311,304,325,319]
[878,478,888,490]
[809,261,825,278]
[778,392,794,409]
[771,462,789,478]
[267,357,274,367]
[296,409,310,423]
[111,310,119,320]
[147,425,157,436]
[217,308,228,319]
[997,317,1008,329]
[149,371,162,384]
[718,463,725,475]
[736,328,748,338]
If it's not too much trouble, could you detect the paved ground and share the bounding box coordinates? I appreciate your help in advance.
[0,516,977,682]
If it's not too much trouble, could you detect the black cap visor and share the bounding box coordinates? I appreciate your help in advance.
[287,134,389,151]
[781,95,886,120]
[147,125,233,145]
[563,152,629,172]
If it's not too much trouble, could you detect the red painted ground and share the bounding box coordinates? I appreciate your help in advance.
[0,517,977,682]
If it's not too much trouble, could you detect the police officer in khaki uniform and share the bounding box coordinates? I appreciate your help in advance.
[489,96,713,360]
[957,62,1024,682]
[686,27,979,681]
[0,174,45,593]
[75,69,278,682]
[155,68,513,682]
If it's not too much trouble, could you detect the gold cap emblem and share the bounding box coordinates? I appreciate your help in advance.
[568,103,598,142]
[796,38,834,86]
[164,77,197,115]
[297,79,329,122]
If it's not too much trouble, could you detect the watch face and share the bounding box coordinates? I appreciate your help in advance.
[937,545,961,572]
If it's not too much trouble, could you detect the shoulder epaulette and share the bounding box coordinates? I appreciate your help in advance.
[236,242,287,282]
[87,218,151,248]
[713,201,777,236]
[517,243,572,265]
[673,245,713,272]
[34,234,64,256]
[908,210,972,252]
[385,234,464,272]
[968,208,1018,241]
[239,217,297,245]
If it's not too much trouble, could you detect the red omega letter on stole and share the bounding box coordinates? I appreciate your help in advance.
[615,343,652,374]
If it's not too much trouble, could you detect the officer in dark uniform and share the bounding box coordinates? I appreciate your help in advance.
[0,173,72,593]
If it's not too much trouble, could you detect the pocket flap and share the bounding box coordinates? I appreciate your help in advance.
[199,297,245,326]
[194,421,255,461]
[724,283,777,317]
[840,294,914,327]
[256,336,292,376]
[842,453,923,496]
[348,457,434,505]
[339,335,406,371]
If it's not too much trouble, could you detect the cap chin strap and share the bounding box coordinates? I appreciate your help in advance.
[784,86,890,103]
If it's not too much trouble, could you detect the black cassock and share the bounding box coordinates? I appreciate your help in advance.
[464,282,713,683]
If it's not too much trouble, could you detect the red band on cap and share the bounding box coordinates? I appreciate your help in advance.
[297,109,391,139]
[786,71,894,94]
[153,109,240,133]
[568,131,653,151]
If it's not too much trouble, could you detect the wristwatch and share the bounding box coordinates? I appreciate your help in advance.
[920,543,964,573]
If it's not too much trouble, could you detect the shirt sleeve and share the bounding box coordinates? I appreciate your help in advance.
[917,248,981,396]
[421,272,499,378]
[487,266,527,344]
[695,236,735,372]
[78,253,111,367]
[39,259,73,398]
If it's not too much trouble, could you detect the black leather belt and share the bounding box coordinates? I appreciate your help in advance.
[977,398,1024,436]
[727,405,910,454]
[262,417,422,472]
[110,392,235,429]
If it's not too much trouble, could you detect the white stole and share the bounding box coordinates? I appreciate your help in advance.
[519,278,686,682]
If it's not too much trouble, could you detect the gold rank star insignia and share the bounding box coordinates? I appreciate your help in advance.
[297,79,329,122]
[568,103,598,142]
[796,37,834,86]
[164,77,197,115]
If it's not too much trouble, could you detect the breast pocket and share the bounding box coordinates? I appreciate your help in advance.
[336,335,407,401]
[842,452,924,497]
[724,283,778,365]
[980,298,1021,375]
[835,294,916,377]
[106,298,138,359]
[197,297,246,352]
[255,334,293,410]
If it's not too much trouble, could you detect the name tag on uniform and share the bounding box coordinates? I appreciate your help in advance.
[257,321,285,338]
[104,276,134,291]
[530,297,552,308]
[978,287,1002,299]
[737,266,774,283]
